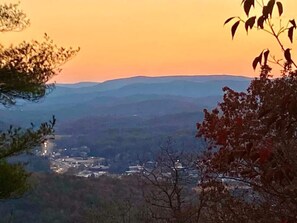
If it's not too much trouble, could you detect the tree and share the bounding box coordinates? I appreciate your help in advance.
[225,0,296,71]
[139,139,202,223]
[197,1,297,222]
[0,2,79,199]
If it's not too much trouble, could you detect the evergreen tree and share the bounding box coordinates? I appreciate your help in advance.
[0,2,78,199]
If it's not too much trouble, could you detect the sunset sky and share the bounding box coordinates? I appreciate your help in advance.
[1,0,297,83]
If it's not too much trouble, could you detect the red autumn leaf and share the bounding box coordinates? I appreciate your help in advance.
[235,117,243,126]
[259,147,272,164]
[276,2,283,16]
[224,17,236,25]
[231,21,240,39]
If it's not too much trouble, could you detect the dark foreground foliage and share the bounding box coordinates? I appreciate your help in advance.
[0,2,78,199]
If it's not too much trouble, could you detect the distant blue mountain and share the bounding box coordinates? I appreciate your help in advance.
[0,75,254,166]
[53,75,250,94]
[91,74,250,91]
[56,82,99,88]
[98,79,249,98]
[0,75,251,125]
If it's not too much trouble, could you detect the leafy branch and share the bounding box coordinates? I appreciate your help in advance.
[224,0,297,71]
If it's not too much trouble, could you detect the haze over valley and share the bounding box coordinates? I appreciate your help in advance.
[0,74,250,173]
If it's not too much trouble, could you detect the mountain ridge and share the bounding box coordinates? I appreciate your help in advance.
[0,74,251,125]
[55,74,251,88]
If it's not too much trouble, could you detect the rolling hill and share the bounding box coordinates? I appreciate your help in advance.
[0,75,251,168]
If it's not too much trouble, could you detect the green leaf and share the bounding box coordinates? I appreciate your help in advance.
[276,2,283,16]
[231,21,240,39]
[0,161,29,199]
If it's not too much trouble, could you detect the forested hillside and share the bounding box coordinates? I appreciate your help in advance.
[0,75,250,172]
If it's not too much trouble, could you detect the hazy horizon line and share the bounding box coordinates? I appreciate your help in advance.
[53,73,252,85]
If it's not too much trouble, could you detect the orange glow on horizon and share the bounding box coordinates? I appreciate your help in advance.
[1,0,297,83]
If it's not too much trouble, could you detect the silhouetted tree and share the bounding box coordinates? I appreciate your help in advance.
[225,0,296,71]
[197,1,297,222]
[139,139,202,223]
[0,2,78,199]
